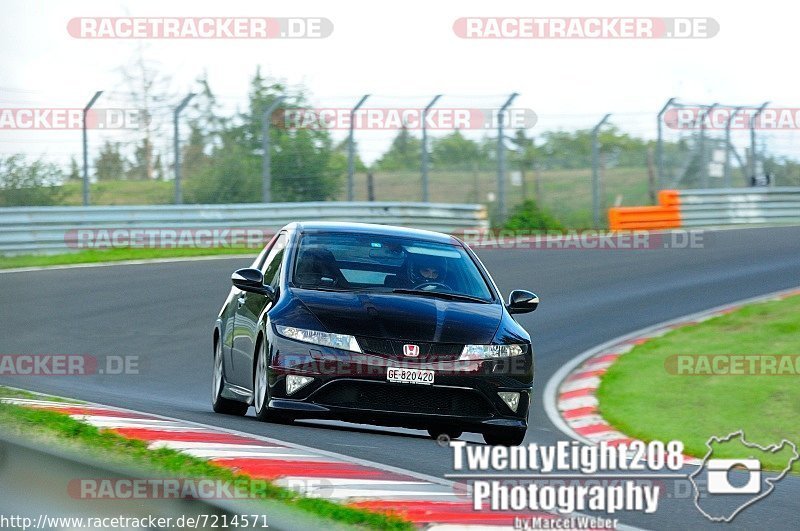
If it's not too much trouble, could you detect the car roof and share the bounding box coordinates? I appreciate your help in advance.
[286,221,458,245]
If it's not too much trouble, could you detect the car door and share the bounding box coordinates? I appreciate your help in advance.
[231,232,287,388]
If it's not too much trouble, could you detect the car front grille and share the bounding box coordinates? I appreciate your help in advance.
[357,337,463,362]
[311,380,493,417]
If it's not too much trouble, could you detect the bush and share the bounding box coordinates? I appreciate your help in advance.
[0,155,65,206]
[503,199,563,231]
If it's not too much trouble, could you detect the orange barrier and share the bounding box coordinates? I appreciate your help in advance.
[657,189,681,207]
[608,189,681,230]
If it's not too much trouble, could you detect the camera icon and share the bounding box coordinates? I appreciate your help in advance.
[707,458,761,494]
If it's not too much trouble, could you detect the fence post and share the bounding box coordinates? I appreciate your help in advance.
[496,92,519,224]
[656,97,676,190]
[82,91,103,206]
[421,94,442,202]
[367,171,375,201]
[724,107,741,188]
[699,103,718,188]
[592,113,611,228]
[262,96,285,203]
[347,95,370,201]
[173,93,195,205]
[749,101,769,186]
[647,146,656,204]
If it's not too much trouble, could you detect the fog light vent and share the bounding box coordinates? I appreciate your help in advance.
[286,375,314,395]
[498,391,520,412]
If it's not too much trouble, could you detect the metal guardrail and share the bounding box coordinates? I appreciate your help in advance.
[608,188,800,230]
[0,202,488,255]
[677,188,800,227]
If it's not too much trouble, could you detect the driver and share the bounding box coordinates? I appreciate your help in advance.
[407,254,448,287]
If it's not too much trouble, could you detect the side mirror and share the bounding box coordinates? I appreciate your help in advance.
[231,268,275,299]
[507,290,539,314]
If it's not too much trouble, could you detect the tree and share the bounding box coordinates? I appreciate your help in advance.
[185,69,344,203]
[182,124,212,182]
[127,138,153,180]
[153,153,165,181]
[430,130,482,167]
[0,154,64,206]
[375,126,421,171]
[94,141,126,181]
[119,46,174,180]
[334,138,366,173]
[537,127,650,170]
[67,156,80,180]
[181,74,220,187]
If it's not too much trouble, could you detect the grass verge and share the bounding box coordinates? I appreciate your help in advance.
[0,386,77,402]
[0,386,412,530]
[0,247,256,270]
[597,294,800,471]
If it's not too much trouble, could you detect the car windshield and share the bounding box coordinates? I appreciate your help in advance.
[292,232,493,302]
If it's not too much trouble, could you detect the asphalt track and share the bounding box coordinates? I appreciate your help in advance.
[2,226,800,530]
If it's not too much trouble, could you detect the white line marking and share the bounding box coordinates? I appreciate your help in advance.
[557,396,598,410]
[559,377,600,393]
[71,415,187,429]
[275,477,431,486]
[182,449,324,459]
[0,254,253,274]
[565,415,609,429]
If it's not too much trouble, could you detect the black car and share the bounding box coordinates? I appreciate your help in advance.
[212,222,538,445]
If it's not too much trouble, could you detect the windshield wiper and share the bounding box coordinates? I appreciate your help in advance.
[391,288,488,303]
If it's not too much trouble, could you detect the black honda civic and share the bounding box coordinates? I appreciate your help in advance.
[212,222,538,445]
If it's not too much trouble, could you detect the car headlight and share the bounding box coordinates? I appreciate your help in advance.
[459,344,525,360]
[275,325,362,353]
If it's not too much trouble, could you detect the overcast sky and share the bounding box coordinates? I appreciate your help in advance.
[1,0,797,165]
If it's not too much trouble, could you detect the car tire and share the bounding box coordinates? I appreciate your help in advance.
[212,338,249,416]
[253,338,293,423]
[483,428,526,446]
[427,427,463,440]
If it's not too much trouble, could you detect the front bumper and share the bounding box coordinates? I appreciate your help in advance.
[265,333,533,432]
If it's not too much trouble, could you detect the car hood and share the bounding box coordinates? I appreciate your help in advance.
[292,288,502,344]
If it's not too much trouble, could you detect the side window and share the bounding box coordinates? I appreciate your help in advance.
[253,232,280,269]
[261,233,287,289]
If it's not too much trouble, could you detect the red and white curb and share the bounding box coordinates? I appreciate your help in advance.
[544,285,800,458]
[0,395,560,529]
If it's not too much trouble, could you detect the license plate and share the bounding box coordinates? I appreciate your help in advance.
[387,367,434,385]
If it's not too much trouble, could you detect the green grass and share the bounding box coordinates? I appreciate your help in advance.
[59,180,175,205]
[343,166,652,228]
[0,247,256,270]
[0,386,412,530]
[597,295,800,471]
